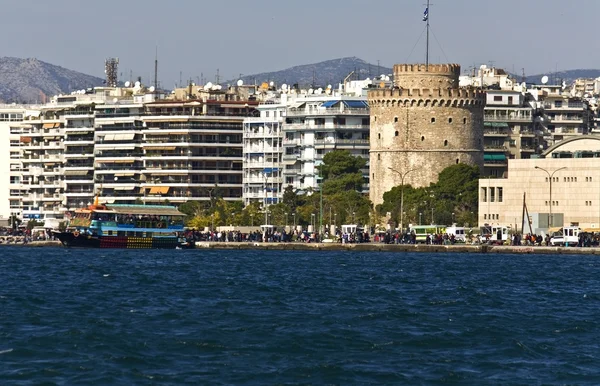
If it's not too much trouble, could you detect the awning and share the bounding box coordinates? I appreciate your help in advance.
[289,101,306,109]
[102,134,115,141]
[42,123,54,129]
[263,167,279,173]
[484,122,509,127]
[113,186,136,190]
[115,172,135,177]
[64,170,90,176]
[148,186,170,194]
[20,136,32,143]
[484,154,507,161]
[145,146,176,151]
[342,100,368,108]
[321,100,340,108]
[114,133,135,140]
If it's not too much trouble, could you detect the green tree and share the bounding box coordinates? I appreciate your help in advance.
[320,150,366,179]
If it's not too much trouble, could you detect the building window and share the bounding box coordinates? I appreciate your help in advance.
[498,187,503,202]
[484,214,487,220]
[444,140,448,147]
[493,96,502,101]
[481,187,487,202]
[463,118,467,124]
[377,154,381,160]
[448,117,453,123]
[266,111,269,117]
[431,117,436,123]
[555,100,562,108]
[372,173,374,179]
[378,133,381,139]
[456,159,459,164]
[374,116,377,122]
[395,131,399,137]
[421,136,425,141]
[394,116,398,123]
[490,187,495,202]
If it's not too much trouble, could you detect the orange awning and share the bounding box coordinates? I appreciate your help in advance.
[42,123,54,129]
[148,186,170,194]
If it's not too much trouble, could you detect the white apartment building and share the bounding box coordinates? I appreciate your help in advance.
[1,106,27,225]
[283,95,370,192]
[242,102,285,206]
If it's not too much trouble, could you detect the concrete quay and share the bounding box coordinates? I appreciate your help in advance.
[194,242,600,254]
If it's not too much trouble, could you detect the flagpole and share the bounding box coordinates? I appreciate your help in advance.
[425,0,430,70]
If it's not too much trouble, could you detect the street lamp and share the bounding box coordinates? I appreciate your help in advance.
[250,213,254,226]
[352,211,356,224]
[388,167,414,231]
[452,212,455,224]
[285,212,288,228]
[311,213,316,230]
[292,212,296,229]
[419,212,422,225]
[535,166,567,228]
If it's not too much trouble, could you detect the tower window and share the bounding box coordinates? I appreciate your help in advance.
[374,116,377,122]
[448,117,453,123]
[394,116,398,123]
[378,133,381,139]
[456,158,459,164]
[421,136,425,141]
[377,154,381,160]
[395,131,399,137]
[444,140,448,147]
[431,117,436,123]
[463,118,467,124]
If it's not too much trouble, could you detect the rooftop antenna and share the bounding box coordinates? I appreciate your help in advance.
[179,71,182,88]
[521,68,526,84]
[154,47,158,90]
[216,69,220,84]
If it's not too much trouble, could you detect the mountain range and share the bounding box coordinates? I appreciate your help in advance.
[0,56,599,103]
[0,57,104,104]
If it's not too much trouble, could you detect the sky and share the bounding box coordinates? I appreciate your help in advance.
[1,0,598,88]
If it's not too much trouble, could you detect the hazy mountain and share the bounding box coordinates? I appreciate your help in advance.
[228,57,393,88]
[524,69,600,85]
[0,57,104,103]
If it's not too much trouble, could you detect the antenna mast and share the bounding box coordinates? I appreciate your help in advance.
[154,47,158,90]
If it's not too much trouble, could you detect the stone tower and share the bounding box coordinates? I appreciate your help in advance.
[368,63,485,206]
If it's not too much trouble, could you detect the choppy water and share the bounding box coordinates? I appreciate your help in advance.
[1,247,600,385]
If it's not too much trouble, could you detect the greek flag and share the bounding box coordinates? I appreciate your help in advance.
[422,7,428,22]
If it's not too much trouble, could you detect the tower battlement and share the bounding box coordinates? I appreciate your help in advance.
[368,87,485,100]
[393,63,461,76]
[393,63,461,90]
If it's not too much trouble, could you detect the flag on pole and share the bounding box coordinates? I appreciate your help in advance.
[422,7,429,22]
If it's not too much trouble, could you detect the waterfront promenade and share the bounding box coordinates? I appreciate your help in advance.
[4,239,600,254]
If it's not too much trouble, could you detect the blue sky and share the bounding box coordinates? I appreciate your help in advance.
[1,0,597,87]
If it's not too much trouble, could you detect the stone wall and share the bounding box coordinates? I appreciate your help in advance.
[368,63,484,206]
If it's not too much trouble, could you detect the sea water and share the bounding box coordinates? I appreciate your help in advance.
[1,247,599,385]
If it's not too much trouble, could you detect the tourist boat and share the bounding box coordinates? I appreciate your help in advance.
[53,198,193,249]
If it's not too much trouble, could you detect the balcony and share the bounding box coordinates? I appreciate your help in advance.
[286,108,369,117]
[483,128,510,137]
[483,145,508,152]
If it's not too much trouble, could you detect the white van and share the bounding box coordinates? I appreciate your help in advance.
[446,226,466,242]
[550,226,581,246]
[480,225,509,242]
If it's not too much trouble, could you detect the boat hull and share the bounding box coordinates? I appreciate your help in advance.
[53,232,193,249]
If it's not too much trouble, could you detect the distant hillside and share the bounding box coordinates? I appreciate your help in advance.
[525,69,600,85]
[0,57,104,103]
[228,57,393,88]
